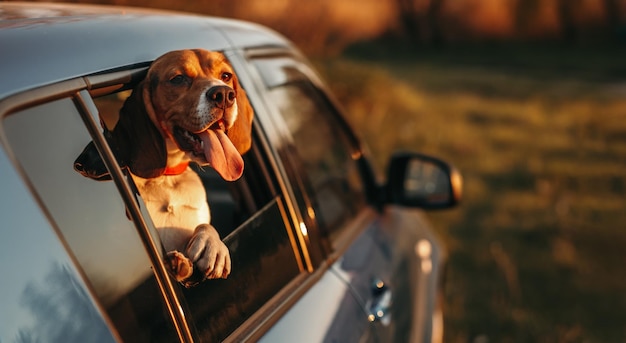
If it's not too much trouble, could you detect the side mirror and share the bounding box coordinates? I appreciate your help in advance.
[385,152,462,209]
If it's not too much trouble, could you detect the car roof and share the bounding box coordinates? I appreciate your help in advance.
[0,2,291,99]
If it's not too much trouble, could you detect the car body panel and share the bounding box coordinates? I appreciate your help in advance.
[259,264,375,343]
[259,207,445,343]
[0,2,289,99]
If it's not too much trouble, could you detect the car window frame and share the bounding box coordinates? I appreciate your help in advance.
[86,55,323,341]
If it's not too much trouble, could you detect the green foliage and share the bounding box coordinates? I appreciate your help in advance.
[316,46,626,342]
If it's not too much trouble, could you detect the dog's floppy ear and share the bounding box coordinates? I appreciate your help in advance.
[73,83,166,180]
[109,81,167,178]
[73,140,112,181]
[227,74,254,155]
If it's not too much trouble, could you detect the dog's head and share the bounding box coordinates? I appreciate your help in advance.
[75,49,254,180]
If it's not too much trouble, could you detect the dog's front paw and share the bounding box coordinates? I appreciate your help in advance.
[186,224,231,280]
[165,250,194,282]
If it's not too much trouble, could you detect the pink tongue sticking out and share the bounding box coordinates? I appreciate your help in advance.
[197,129,244,181]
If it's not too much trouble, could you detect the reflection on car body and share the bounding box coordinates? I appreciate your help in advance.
[0,3,461,342]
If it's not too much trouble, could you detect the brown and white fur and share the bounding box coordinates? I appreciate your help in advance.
[75,49,253,286]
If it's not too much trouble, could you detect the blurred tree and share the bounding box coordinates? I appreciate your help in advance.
[604,0,622,40]
[396,0,446,45]
[558,0,582,42]
[515,0,541,38]
[427,0,446,46]
[396,0,423,42]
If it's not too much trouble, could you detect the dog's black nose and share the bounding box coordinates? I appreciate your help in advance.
[206,86,235,108]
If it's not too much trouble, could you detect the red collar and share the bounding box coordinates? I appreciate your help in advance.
[163,162,189,175]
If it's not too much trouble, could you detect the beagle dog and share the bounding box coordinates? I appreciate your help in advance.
[74,49,253,286]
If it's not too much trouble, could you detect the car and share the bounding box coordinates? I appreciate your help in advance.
[0,3,462,343]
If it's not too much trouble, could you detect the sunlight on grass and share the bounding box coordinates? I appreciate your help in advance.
[316,53,626,342]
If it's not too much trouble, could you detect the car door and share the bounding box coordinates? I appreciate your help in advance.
[246,49,446,343]
[0,63,313,342]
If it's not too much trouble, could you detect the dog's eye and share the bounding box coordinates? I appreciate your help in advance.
[221,72,232,83]
[169,75,186,85]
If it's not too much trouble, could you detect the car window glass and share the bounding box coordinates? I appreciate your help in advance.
[260,64,366,246]
[2,98,179,342]
[93,88,303,341]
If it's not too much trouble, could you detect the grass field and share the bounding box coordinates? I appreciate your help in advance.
[315,44,626,342]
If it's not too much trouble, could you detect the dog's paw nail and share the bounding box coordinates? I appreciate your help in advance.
[165,250,193,282]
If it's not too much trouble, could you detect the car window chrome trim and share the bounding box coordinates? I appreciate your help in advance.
[84,65,150,97]
[0,79,87,117]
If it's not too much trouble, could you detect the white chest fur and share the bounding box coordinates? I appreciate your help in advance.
[132,168,210,252]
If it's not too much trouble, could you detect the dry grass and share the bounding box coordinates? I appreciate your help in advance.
[315,46,626,342]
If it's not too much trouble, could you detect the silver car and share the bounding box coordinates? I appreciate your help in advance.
[0,3,461,342]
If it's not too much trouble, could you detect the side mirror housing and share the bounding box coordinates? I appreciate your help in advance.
[385,152,462,209]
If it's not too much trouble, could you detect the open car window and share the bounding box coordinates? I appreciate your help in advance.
[92,77,304,341]
[2,65,305,342]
